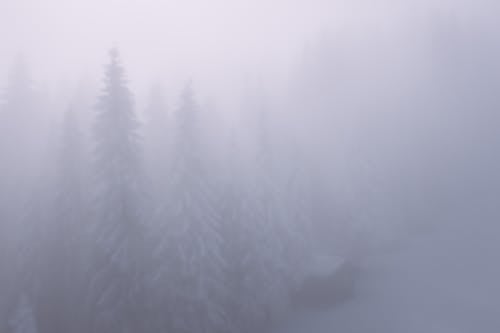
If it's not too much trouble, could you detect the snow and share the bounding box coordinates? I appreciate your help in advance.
[274,199,500,332]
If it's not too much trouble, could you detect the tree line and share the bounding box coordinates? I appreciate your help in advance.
[0,49,314,333]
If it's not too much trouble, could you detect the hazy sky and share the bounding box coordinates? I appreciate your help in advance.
[0,0,498,100]
[0,0,337,90]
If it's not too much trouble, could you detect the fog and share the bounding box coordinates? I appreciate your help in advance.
[1,0,500,332]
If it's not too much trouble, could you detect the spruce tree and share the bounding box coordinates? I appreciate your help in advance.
[0,60,40,333]
[222,104,289,333]
[154,83,228,333]
[35,106,90,333]
[89,49,146,333]
[241,108,289,329]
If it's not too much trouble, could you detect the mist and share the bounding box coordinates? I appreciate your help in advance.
[1,0,500,332]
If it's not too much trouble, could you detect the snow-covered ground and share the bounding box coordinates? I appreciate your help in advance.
[275,199,500,332]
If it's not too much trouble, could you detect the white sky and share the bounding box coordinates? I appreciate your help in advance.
[0,0,497,100]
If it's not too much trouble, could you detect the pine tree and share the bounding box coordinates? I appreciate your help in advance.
[217,131,249,333]
[89,49,146,333]
[223,103,290,333]
[0,58,47,209]
[35,106,91,333]
[242,108,289,329]
[0,59,36,234]
[0,59,41,333]
[153,83,228,333]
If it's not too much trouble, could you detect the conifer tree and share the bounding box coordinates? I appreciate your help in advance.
[242,108,289,329]
[224,105,290,332]
[154,83,228,333]
[35,106,91,333]
[0,60,40,333]
[89,49,146,333]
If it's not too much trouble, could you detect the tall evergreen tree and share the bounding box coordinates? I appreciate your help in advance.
[252,105,314,301]
[153,83,228,333]
[216,131,252,333]
[89,49,146,333]
[35,106,90,333]
[223,103,291,333]
[0,59,41,333]
[241,108,290,329]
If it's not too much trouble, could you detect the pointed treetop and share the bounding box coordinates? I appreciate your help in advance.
[102,47,127,87]
[109,47,120,63]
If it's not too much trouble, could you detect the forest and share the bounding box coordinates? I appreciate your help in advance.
[2,1,500,332]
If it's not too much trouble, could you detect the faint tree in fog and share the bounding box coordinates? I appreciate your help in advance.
[227,106,291,332]
[152,83,228,333]
[0,59,40,333]
[0,58,36,231]
[217,132,249,333]
[35,105,91,333]
[88,49,147,333]
[280,147,314,287]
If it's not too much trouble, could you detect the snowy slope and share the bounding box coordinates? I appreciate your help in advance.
[275,200,500,332]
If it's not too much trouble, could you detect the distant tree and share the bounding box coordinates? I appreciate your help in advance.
[223,105,292,333]
[216,132,248,333]
[280,146,314,288]
[152,83,228,333]
[243,108,290,328]
[0,58,36,226]
[88,49,147,333]
[34,105,91,333]
[0,59,41,333]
